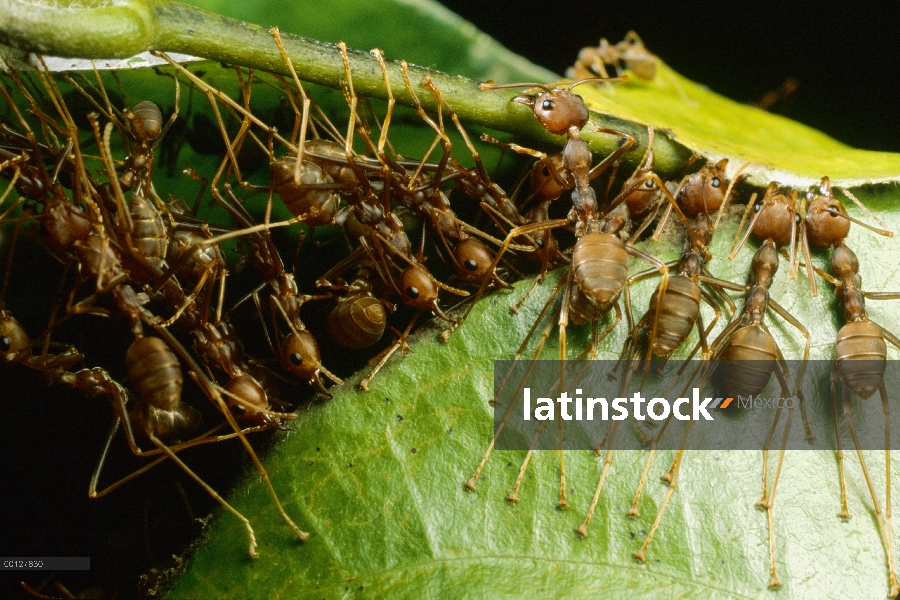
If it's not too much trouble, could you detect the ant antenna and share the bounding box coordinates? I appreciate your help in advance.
[566,76,628,89]
[479,76,627,93]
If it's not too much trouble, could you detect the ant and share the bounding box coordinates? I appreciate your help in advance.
[795,176,898,597]
[462,78,701,510]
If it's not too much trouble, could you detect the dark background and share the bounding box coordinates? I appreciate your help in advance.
[439,0,900,153]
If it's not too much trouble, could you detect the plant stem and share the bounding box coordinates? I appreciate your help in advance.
[0,0,691,173]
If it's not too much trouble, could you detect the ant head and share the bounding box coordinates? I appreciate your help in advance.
[483,78,623,135]
[453,238,495,284]
[397,264,440,313]
[225,374,271,424]
[280,329,330,397]
[531,154,570,202]
[678,158,729,218]
[513,87,590,135]
[751,182,795,245]
[805,180,849,249]
[0,311,30,363]
[622,173,661,219]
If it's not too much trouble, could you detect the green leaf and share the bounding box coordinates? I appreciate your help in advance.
[167,183,900,599]
[4,0,900,598]
[575,67,900,187]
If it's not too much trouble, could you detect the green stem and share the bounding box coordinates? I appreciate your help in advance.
[0,0,691,173]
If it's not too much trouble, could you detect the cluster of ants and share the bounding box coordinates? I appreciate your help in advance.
[2,28,899,597]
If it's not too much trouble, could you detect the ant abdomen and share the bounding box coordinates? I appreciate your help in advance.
[270,158,340,226]
[128,193,167,272]
[126,336,184,414]
[644,275,701,357]
[41,199,92,251]
[167,229,218,286]
[719,327,778,397]
[569,232,627,324]
[835,320,886,400]
[303,139,361,186]
[327,295,387,350]
[130,101,163,143]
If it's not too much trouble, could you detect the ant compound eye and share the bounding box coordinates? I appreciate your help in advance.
[289,352,303,366]
[231,403,247,416]
[711,177,721,188]
[541,99,555,111]
[795,214,802,223]
[406,286,420,300]
[464,259,478,272]
[644,180,655,188]
[0,336,10,352]
[542,166,551,176]
[534,238,544,248]
[754,203,762,212]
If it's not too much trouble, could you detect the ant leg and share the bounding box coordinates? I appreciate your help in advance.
[760,367,794,590]
[586,126,636,181]
[881,383,900,597]
[269,27,312,185]
[831,366,850,520]
[554,268,577,509]
[842,383,896,596]
[500,289,569,502]
[727,193,761,259]
[796,195,819,297]
[358,314,419,391]
[507,421,546,503]
[768,298,812,440]
[575,423,619,538]
[649,203,673,241]
[88,416,167,498]
[369,49,396,154]
[633,441,688,562]
[401,67,452,187]
[756,393,784,509]
[464,322,563,491]
[627,410,679,518]
[147,431,259,558]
